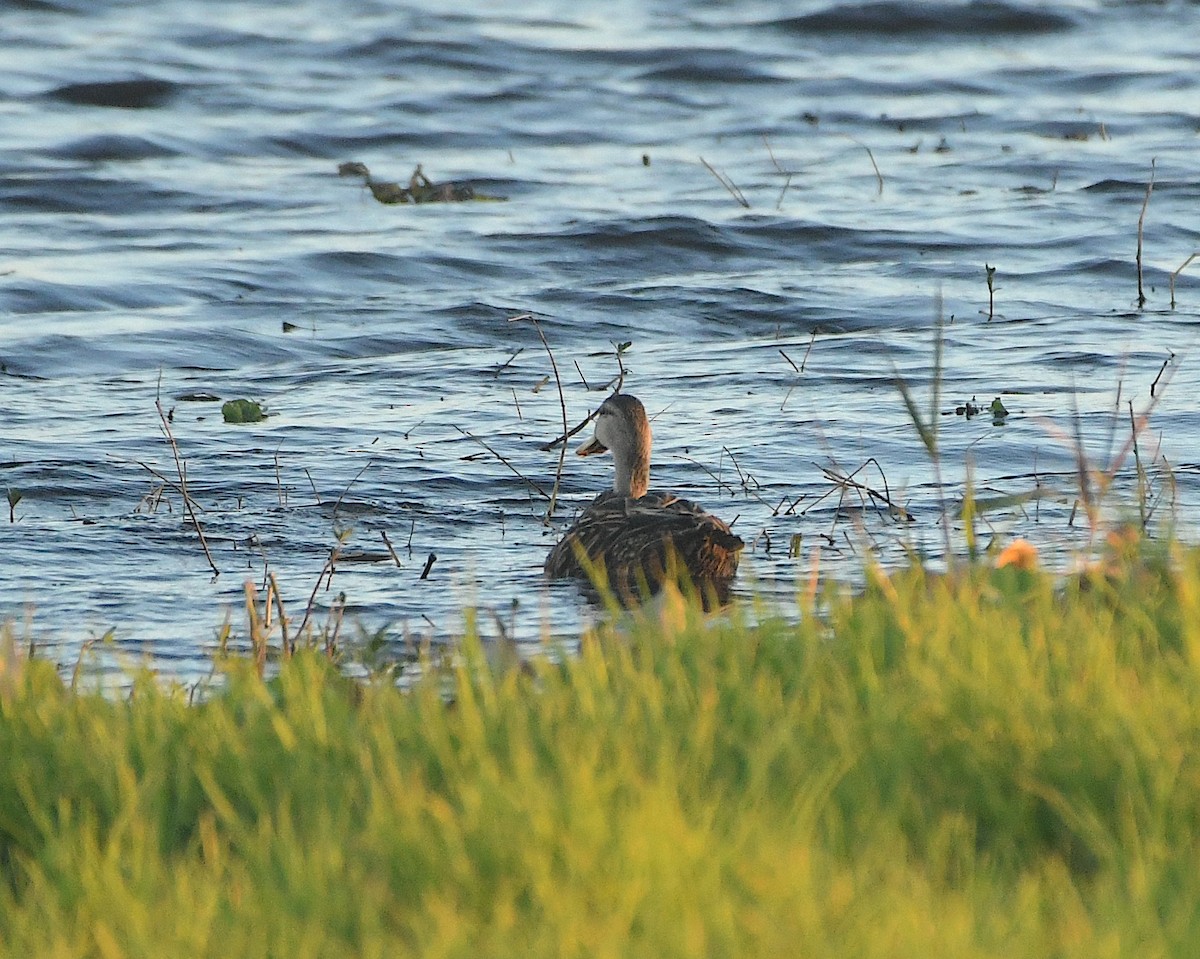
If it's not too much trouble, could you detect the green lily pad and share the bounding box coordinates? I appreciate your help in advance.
[222,399,266,424]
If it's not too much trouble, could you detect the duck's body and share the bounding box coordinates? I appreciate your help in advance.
[544,394,743,599]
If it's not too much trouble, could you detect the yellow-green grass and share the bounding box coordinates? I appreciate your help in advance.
[2,542,1200,957]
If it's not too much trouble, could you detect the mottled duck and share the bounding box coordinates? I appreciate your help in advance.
[545,393,743,601]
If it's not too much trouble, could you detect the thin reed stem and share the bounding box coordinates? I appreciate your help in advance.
[841,135,884,195]
[154,376,218,576]
[1136,159,1155,309]
[699,157,750,208]
[455,425,550,500]
[1170,252,1197,309]
[508,313,568,519]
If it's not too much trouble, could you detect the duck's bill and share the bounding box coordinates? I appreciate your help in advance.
[577,436,608,456]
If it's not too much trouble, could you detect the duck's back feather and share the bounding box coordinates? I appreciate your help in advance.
[545,490,743,598]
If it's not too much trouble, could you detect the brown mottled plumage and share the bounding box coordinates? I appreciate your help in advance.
[545,394,743,601]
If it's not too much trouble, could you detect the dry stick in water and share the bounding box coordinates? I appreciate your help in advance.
[801,329,817,371]
[812,459,914,524]
[508,313,568,519]
[1170,252,1198,309]
[332,459,374,521]
[455,425,550,500]
[304,468,322,504]
[680,454,737,497]
[762,134,794,209]
[492,347,523,377]
[419,552,436,579]
[543,346,627,450]
[295,539,346,639]
[274,445,285,508]
[1137,159,1155,309]
[699,157,750,208]
[841,135,883,196]
[779,342,813,411]
[380,530,402,566]
[1151,352,1174,397]
[154,390,219,576]
[540,410,596,452]
[985,264,997,321]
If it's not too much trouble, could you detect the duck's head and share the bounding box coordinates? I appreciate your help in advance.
[578,393,652,498]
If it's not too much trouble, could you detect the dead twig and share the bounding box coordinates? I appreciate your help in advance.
[492,347,524,377]
[455,425,550,500]
[541,343,628,449]
[304,468,321,504]
[1151,352,1173,397]
[540,410,598,452]
[332,459,374,520]
[295,533,349,639]
[380,530,402,567]
[801,329,817,371]
[154,377,218,576]
[509,313,569,519]
[1137,159,1155,309]
[699,156,750,208]
[274,445,286,508]
[1170,252,1198,309]
[841,135,883,196]
[679,455,738,496]
[817,459,915,523]
[763,134,795,209]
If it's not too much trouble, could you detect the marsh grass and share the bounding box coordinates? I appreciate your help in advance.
[3,533,1200,956]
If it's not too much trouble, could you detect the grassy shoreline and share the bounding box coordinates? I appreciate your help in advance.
[2,541,1199,956]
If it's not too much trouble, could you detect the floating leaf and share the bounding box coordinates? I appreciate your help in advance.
[990,397,1009,421]
[222,399,266,424]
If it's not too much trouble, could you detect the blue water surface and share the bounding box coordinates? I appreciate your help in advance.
[2,0,1199,679]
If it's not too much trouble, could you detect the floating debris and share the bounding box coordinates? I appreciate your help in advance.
[337,162,505,204]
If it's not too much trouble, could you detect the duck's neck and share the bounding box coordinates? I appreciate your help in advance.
[612,440,650,499]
